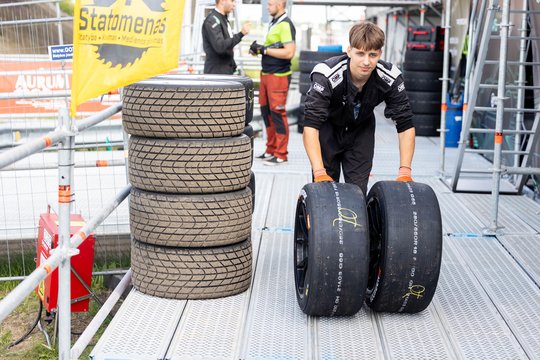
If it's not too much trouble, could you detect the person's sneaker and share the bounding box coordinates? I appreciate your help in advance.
[256,152,274,160]
[264,157,287,166]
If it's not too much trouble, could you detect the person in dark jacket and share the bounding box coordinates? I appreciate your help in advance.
[303,22,415,195]
[202,0,250,74]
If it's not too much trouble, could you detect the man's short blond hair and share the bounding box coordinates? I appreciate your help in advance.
[349,22,385,50]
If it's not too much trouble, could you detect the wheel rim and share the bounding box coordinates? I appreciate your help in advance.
[294,200,309,299]
[366,198,383,293]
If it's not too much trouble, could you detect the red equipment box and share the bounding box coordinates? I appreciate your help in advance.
[435,26,445,51]
[407,41,436,51]
[36,213,95,312]
[407,25,436,42]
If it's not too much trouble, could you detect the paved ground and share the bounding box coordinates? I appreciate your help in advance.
[90,111,540,359]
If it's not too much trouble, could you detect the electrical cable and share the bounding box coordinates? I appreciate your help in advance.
[7,298,43,349]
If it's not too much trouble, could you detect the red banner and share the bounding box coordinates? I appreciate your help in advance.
[0,59,120,117]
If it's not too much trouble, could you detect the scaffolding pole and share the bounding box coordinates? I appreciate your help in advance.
[0,184,131,323]
[439,0,452,175]
[487,0,511,234]
[513,0,528,183]
[0,130,67,169]
[71,269,133,359]
[451,0,499,191]
[57,107,75,359]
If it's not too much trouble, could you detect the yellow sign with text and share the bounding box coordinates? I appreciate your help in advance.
[71,0,184,117]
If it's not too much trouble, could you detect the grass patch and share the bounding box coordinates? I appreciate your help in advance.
[4,341,59,359]
[0,282,118,358]
[0,331,12,350]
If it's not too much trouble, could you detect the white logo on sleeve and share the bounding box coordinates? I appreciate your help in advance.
[397,82,405,92]
[313,82,325,93]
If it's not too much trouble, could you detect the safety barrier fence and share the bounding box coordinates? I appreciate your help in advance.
[0,103,131,359]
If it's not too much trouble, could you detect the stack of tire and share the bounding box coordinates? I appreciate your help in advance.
[159,73,256,207]
[403,25,444,136]
[123,75,254,300]
[297,50,345,133]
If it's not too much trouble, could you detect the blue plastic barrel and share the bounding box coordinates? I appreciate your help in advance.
[318,45,342,52]
[445,94,463,148]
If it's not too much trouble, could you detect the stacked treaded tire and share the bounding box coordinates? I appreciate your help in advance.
[403,25,444,136]
[123,75,254,300]
[294,181,442,316]
[297,50,345,133]
[159,73,256,207]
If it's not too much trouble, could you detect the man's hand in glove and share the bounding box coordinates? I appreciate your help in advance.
[313,169,333,183]
[396,166,414,182]
[249,41,266,56]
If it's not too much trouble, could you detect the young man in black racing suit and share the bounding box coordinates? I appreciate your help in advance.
[303,22,415,195]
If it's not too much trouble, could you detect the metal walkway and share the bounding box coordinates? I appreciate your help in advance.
[91,107,540,359]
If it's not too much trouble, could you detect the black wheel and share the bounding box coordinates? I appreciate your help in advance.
[123,78,245,138]
[157,74,254,125]
[407,91,442,114]
[128,135,252,194]
[403,51,443,72]
[365,181,442,313]
[243,124,254,139]
[243,124,254,161]
[131,237,252,300]
[299,72,311,94]
[403,70,441,92]
[297,113,304,133]
[299,51,345,73]
[248,171,255,213]
[298,94,306,133]
[129,187,252,247]
[294,182,369,316]
[413,114,440,136]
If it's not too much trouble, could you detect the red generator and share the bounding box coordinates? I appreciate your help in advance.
[36,213,96,312]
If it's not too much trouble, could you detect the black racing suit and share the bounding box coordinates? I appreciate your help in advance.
[304,54,414,194]
[202,9,244,74]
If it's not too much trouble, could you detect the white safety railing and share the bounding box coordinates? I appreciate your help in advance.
[0,103,130,360]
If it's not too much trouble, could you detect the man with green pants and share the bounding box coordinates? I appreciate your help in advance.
[250,0,296,165]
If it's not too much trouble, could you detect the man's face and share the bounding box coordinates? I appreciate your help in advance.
[221,0,236,14]
[267,0,281,17]
[347,46,382,79]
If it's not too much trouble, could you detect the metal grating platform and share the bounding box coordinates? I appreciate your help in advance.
[458,194,537,235]
[90,291,185,359]
[91,112,540,359]
[434,238,526,359]
[497,234,540,285]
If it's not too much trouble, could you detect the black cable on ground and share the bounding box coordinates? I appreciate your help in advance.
[7,299,43,349]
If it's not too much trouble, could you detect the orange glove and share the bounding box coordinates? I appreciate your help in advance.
[313,168,333,183]
[396,166,413,182]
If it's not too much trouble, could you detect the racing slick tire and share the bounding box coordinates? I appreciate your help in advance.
[365,181,442,313]
[294,182,370,316]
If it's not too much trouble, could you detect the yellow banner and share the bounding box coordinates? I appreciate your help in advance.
[71,0,184,117]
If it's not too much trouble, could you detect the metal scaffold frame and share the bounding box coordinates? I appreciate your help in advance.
[0,103,131,359]
[443,0,540,233]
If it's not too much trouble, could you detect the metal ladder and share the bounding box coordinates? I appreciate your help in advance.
[448,0,540,232]
[191,0,241,72]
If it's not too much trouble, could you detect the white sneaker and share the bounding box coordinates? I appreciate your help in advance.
[256,152,273,160]
[264,157,287,166]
